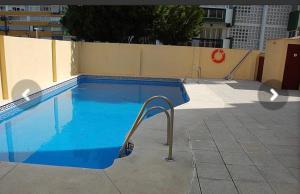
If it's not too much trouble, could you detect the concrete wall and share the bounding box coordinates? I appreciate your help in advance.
[198,48,259,80]
[79,42,141,77]
[141,45,194,78]
[0,36,79,100]
[79,42,260,80]
[0,71,2,100]
[0,36,5,99]
[262,38,300,89]
[0,35,262,100]
[3,36,53,99]
[0,36,6,99]
[55,40,79,82]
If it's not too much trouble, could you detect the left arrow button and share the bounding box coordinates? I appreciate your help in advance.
[22,89,30,101]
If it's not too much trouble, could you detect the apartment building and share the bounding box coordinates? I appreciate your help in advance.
[288,5,300,37]
[194,5,299,51]
[230,5,293,50]
[0,5,66,39]
[192,5,234,48]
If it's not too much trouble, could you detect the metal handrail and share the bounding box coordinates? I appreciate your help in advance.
[225,50,252,80]
[119,96,174,160]
[196,66,201,83]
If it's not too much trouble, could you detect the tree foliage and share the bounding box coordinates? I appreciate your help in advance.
[153,6,203,45]
[61,6,155,42]
[61,5,203,45]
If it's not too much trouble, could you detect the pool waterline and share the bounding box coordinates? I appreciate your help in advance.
[0,76,189,169]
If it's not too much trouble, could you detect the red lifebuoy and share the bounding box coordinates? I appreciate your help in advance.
[211,49,225,63]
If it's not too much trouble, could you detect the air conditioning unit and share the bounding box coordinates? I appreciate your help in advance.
[223,38,230,48]
[225,8,233,27]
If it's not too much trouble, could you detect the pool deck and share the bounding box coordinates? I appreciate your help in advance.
[0,79,299,194]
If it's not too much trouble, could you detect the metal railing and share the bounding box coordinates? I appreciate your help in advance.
[196,66,201,83]
[225,50,252,80]
[119,96,174,161]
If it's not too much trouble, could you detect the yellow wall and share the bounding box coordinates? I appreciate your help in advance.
[79,42,141,76]
[141,45,194,78]
[79,42,260,80]
[3,36,53,99]
[55,40,79,81]
[0,36,6,99]
[0,35,262,101]
[0,36,80,100]
[198,48,259,80]
[262,38,300,89]
[0,69,2,100]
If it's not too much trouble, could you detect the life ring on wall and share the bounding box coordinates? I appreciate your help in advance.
[211,49,225,63]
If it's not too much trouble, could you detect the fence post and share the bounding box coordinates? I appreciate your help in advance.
[52,40,57,82]
[0,36,8,99]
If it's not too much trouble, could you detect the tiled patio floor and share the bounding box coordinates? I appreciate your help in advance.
[182,79,300,194]
[0,79,299,194]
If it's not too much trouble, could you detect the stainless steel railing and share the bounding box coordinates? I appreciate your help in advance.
[119,96,174,161]
[196,66,201,83]
[225,50,252,80]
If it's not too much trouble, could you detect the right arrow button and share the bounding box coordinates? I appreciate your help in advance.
[270,88,278,102]
[258,79,289,110]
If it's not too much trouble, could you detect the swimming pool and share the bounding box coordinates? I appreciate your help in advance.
[0,76,189,169]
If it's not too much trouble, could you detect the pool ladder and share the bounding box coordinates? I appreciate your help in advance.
[119,96,174,161]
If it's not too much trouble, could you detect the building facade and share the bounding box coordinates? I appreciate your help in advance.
[192,5,234,48]
[0,5,66,39]
[287,6,300,37]
[194,5,299,51]
[230,5,292,50]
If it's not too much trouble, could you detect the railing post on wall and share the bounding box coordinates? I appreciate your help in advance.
[52,40,57,82]
[0,36,8,99]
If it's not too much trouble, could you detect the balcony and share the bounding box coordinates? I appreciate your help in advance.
[192,37,233,48]
[202,8,226,23]
[202,7,234,27]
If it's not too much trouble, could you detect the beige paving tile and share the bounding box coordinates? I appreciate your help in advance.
[191,140,218,151]
[0,164,119,194]
[196,163,231,180]
[105,150,193,194]
[235,181,275,194]
[227,165,265,182]
[288,168,300,182]
[275,155,300,168]
[194,150,223,165]
[221,152,253,165]
[0,162,16,179]
[247,152,283,167]
[188,171,201,194]
[266,145,300,156]
[200,178,238,194]
[257,165,299,184]
[240,143,269,153]
[269,182,300,194]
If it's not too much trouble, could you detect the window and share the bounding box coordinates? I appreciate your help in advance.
[216,10,224,19]
[204,9,225,19]
[41,6,51,12]
[203,9,209,18]
[209,9,217,18]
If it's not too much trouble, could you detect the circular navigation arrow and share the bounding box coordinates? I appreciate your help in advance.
[11,79,42,110]
[270,88,278,102]
[258,79,288,110]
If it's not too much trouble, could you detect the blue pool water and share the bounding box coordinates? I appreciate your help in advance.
[0,76,189,169]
